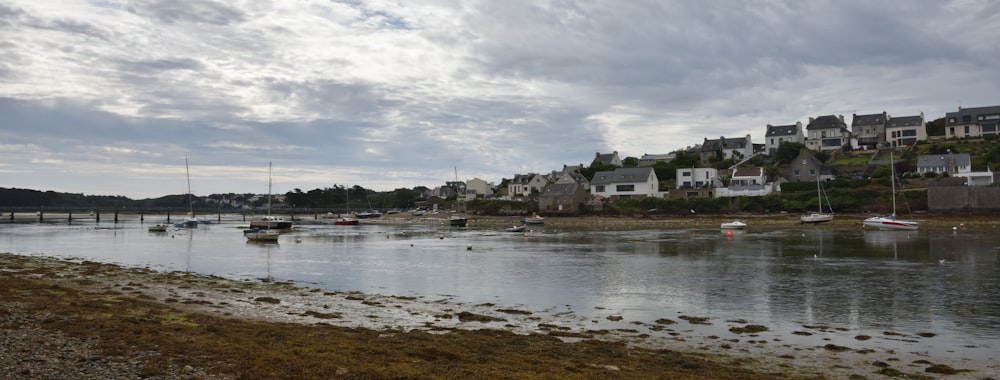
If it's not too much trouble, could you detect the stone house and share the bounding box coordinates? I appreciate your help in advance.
[851,112,887,150]
[538,182,589,214]
[591,151,622,167]
[805,115,851,151]
[699,135,753,164]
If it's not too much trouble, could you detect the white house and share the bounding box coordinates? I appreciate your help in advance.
[944,105,1000,139]
[464,177,494,200]
[885,113,926,147]
[591,167,660,199]
[917,153,994,186]
[676,168,719,189]
[715,167,777,197]
[764,122,804,155]
[507,173,547,198]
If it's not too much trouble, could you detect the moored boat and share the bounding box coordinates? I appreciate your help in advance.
[521,213,545,225]
[720,220,747,229]
[148,224,169,232]
[334,217,359,226]
[448,215,468,227]
[250,215,293,230]
[862,152,918,231]
[251,162,293,230]
[505,225,526,232]
[244,228,280,242]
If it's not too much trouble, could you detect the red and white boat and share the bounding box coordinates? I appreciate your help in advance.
[334,217,359,226]
[862,152,918,231]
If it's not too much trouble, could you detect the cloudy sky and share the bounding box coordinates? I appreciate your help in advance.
[1,0,998,199]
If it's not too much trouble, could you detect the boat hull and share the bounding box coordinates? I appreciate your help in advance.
[334,218,359,226]
[244,228,280,242]
[863,217,919,231]
[720,221,746,229]
[250,220,293,229]
[800,213,833,224]
[448,218,468,227]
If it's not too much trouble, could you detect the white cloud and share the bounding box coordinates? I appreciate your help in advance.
[1,0,998,198]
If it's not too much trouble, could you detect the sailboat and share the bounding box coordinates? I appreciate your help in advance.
[175,157,199,228]
[249,162,293,230]
[800,167,833,224]
[334,187,359,225]
[863,152,919,230]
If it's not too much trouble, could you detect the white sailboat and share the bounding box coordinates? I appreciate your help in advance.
[175,157,199,228]
[801,168,833,224]
[863,152,919,230]
[250,162,293,230]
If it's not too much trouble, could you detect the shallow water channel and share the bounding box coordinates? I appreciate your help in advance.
[2,215,999,365]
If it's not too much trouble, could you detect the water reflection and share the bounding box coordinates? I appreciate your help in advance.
[1,219,999,360]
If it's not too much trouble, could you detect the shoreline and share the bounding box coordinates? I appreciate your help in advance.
[3,252,996,379]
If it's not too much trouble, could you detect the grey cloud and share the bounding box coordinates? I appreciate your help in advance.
[125,0,245,26]
[115,58,205,73]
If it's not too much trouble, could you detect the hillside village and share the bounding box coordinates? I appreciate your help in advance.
[435,104,999,215]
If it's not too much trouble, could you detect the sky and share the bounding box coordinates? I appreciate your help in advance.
[1,0,998,199]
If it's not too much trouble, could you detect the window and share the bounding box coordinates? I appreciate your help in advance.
[983,124,997,133]
[809,169,815,176]
[902,129,917,137]
[948,117,956,123]
[793,169,800,176]
[595,185,605,192]
[965,126,970,134]
[681,171,691,176]
[616,184,635,192]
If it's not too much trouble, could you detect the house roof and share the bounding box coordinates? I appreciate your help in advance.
[887,115,924,129]
[510,174,538,184]
[732,167,764,177]
[806,115,846,130]
[540,183,581,197]
[590,167,655,185]
[851,112,886,127]
[765,124,799,137]
[592,152,619,165]
[917,153,972,168]
[701,136,749,152]
[945,105,1000,125]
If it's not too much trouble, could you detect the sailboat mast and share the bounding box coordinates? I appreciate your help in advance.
[890,152,896,216]
[267,162,273,216]
[185,157,193,216]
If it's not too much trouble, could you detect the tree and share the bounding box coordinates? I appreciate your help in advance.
[773,142,807,165]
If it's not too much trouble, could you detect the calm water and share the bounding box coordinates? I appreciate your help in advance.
[2,214,999,362]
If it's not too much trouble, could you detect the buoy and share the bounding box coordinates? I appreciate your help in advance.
[727,231,732,236]
[466,245,472,250]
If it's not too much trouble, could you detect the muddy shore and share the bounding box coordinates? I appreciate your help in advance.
[3,214,999,379]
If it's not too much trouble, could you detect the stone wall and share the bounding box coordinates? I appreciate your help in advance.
[928,186,1000,213]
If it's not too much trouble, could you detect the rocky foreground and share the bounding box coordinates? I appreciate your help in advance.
[4,249,997,380]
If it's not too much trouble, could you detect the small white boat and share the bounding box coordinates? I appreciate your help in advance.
[244,228,280,242]
[505,225,526,232]
[521,213,545,225]
[801,213,834,224]
[720,220,747,229]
